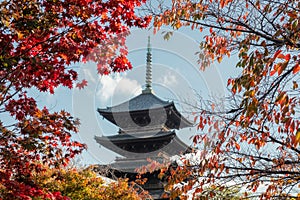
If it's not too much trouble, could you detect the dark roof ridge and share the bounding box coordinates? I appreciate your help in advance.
[98,92,172,113]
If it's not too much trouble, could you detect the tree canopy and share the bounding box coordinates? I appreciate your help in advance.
[1,165,144,200]
[0,0,150,199]
[151,0,300,198]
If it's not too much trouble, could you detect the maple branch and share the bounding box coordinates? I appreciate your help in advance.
[225,165,300,176]
[269,135,300,155]
[229,150,300,170]
[179,13,286,47]
[259,66,295,103]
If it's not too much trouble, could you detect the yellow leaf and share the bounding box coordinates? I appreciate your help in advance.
[17,31,24,39]
[60,53,68,61]
[2,19,10,27]
[295,129,300,146]
[175,21,181,29]
[35,110,43,118]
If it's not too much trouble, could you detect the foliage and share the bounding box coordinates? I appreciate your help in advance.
[189,186,241,200]
[151,0,300,199]
[0,166,141,200]
[201,186,241,200]
[0,0,150,199]
[34,166,141,200]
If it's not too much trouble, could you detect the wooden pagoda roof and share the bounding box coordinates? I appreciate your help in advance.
[98,92,171,113]
[97,92,193,130]
[95,130,192,158]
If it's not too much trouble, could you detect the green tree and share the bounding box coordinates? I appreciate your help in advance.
[151,0,300,199]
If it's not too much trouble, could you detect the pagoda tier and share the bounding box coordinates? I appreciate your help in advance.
[95,130,192,158]
[98,92,193,132]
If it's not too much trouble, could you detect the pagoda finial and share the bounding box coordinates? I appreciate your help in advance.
[143,36,153,94]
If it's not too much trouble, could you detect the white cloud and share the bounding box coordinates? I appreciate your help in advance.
[159,72,178,87]
[115,77,141,96]
[96,74,142,103]
[82,68,97,83]
[97,74,121,102]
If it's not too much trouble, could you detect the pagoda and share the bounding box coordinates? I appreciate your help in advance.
[95,37,193,199]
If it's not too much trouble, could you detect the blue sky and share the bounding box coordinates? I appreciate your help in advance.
[32,27,240,165]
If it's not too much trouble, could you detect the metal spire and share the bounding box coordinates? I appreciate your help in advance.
[143,36,153,94]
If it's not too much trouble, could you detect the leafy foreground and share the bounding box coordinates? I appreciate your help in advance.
[0,165,141,200]
[151,0,300,199]
[0,0,150,199]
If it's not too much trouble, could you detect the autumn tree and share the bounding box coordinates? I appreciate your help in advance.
[0,0,150,199]
[150,0,300,199]
[1,165,146,199]
[31,166,143,200]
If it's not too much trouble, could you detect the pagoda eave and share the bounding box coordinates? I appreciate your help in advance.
[98,103,193,130]
[167,103,194,128]
[95,131,176,156]
[95,131,192,158]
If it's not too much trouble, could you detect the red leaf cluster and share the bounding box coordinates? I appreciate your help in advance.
[0,0,150,198]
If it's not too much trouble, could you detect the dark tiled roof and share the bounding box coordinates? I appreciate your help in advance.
[97,130,175,141]
[94,131,176,156]
[98,92,172,113]
[94,131,192,158]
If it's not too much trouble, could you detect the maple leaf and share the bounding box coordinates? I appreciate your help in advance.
[76,79,88,89]
[293,64,300,74]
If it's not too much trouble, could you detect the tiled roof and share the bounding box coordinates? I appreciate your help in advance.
[98,130,175,141]
[98,92,172,113]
